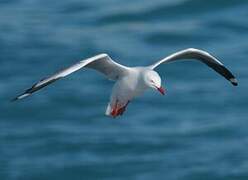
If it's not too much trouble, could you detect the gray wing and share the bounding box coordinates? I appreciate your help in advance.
[150,48,238,86]
[13,53,128,101]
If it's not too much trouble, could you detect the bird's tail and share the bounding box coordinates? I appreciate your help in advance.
[105,103,112,116]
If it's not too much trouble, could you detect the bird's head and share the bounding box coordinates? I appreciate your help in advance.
[144,70,165,95]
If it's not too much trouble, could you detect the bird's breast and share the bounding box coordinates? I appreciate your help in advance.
[119,73,146,97]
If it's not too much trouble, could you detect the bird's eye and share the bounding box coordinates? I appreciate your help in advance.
[150,80,154,83]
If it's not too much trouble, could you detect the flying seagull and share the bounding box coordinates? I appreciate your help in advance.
[13,48,238,118]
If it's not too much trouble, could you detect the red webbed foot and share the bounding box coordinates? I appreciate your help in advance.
[111,100,130,118]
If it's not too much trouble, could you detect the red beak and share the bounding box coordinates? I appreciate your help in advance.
[157,86,165,95]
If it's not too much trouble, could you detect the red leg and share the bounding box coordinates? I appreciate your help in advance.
[117,101,130,116]
[111,100,119,118]
[111,100,130,118]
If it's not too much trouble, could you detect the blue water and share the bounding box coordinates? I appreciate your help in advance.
[1,0,248,179]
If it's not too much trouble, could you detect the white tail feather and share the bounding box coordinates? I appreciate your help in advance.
[105,103,112,116]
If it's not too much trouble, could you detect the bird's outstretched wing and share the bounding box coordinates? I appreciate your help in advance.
[149,48,238,86]
[13,54,129,101]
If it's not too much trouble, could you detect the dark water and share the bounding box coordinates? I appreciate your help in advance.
[1,0,248,179]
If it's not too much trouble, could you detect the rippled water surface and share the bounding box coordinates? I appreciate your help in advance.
[1,0,248,180]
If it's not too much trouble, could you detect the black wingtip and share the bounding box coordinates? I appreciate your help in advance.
[230,78,238,86]
[11,93,31,102]
[11,95,22,102]
[11,97,18,102]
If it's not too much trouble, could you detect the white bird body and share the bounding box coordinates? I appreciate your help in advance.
[105,67,151,116]
[13,48,238,118]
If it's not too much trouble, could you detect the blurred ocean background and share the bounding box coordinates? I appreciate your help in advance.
[0,0,248,179]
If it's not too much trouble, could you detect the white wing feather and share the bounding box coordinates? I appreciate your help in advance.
[150,48,238,86]
[13,54,129,101]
